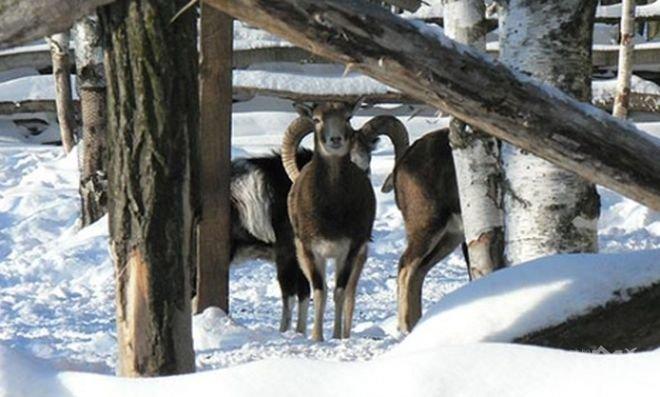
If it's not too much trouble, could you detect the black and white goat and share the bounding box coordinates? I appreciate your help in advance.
[229,150,312,333]
[281,102,409,341]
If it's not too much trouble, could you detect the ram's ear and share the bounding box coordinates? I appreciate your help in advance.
[293,102,314,118]
[349,96,366,116]
[381,173,395,193]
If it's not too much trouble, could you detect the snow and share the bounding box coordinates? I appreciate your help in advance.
[596,0,660,20]
[234,64,393,96]
[3,332,660,397]
[233,21,293,50]
[0,75,78,102]
[592,75,660,104]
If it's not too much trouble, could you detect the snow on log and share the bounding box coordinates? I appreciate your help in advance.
[395,250,660,354]
[515,282,660,352]
[0,0,116,50]
[207,0,660,210]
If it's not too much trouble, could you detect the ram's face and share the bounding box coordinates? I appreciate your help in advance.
[311,102,354,157]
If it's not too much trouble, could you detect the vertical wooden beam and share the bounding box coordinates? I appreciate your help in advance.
[47,32,77,153]
[195,2,233,314]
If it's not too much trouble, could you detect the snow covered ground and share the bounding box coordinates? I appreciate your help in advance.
[4,341,660,397]
[1,99,659,378]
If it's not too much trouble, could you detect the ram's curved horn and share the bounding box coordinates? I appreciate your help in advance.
[281,117,315,182]
[359,115,410,193]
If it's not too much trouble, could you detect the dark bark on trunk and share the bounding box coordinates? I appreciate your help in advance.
[194,4,233,314]
[100,0,197,377]
[205,0,660,211]
[74,15,107,226]
[516,283,660,352]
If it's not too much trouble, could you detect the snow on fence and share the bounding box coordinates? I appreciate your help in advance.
[402,0,660,23]
[3,71,659,115]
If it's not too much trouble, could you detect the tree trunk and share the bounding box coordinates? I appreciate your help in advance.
[516,282,660,352]
[47,32,76,154]
[194,4,233,314]
[73,15,107,227]
[206,0,660,211]
[498,0,600,265]
[100,0,198,377]
[612,0,636,119]
[443,0,504,279]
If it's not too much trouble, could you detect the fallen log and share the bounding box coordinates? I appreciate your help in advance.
[207,0,660,210]
[0,0,116,50]
[515,282,660,352]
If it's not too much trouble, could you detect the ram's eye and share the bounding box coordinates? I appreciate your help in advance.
[313,118,321,124]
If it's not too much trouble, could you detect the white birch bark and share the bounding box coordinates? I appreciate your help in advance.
[73,15,107,226]
[46,32,76,154]
[612,0,636,119]
[499,0,600,265]
[443,0,504,279]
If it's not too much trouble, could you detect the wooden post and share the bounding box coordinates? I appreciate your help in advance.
[194,3,233,314]
[46,32,77,153]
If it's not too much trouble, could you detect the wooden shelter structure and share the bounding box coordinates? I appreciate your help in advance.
[1,0,660,314]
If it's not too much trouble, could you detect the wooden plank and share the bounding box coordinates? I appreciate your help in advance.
[195,3,233,314]
[208,0,660,210]
[0,99,58,114]
[0,0,115,50]
[1,89,657,115]
[0,46,69,74]
[3,40,660,75]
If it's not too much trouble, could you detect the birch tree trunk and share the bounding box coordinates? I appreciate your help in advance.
[612,0,636,119]
[499,0,600,265]
[100,0,198,376]
[443,0,504,279]
[73,15,107,227]
[46,32,76,154]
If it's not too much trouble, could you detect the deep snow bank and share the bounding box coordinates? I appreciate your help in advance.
[394,250,660,354]
[2,339,660,397]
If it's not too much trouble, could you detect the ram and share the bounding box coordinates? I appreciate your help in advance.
[384,128,466,333]
[281,102,408,341]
